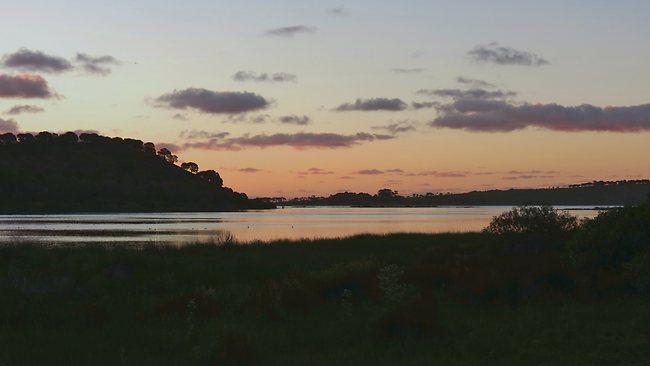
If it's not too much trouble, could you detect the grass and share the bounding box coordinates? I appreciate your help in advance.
[1,233,649,365]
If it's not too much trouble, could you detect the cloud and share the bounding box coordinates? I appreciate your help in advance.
[179,130,230,139]
[411,101,439,110]
[502,174,555,180]
[172,113,188,121]
[238,167,263,173]
[372,121,417,134]
[2,49,73,73]
[456,76,496,89]
[0,118,19,133]
[356,169,384,175]
[75,53,121,76]
[339,176,353,180]
[232,71,297,83]
[416,88,516,100]
[298,167,334,175]
[223,114,271,124]
[2,49,120,76]
[182,132,394,150]
[404,171,467,178]
[334,98,408,112]
[265,25,316,38]
[468,42,549,66]
[430,99,650,132]
[506,170,558,175]
[4,104,44,115]
[221,114,309,125]
[0,74,55,99]
[327,7,349,16]
[64,129,100,135]
[392,68,426,74]
[155,88,269,114]
[157,142,182,152]
[386,169,404,173]
[278,115,310,125]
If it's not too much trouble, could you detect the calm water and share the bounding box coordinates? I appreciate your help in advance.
[0,206,603,244]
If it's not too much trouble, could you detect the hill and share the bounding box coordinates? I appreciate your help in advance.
[281,181,650,207]
[0,131,272,213]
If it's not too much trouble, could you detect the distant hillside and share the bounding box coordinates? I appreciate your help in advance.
[280,181,650,207]
[0,132,272,213]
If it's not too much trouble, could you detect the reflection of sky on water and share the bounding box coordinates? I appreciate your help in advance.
[0,206,602,244]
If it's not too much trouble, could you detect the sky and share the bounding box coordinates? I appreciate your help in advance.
[1,0,650,197]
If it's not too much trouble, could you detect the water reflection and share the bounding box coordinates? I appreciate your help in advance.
[0,206,602,244]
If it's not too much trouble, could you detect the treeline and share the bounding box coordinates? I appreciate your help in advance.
[0,131,272,213]
[281,182,650,207]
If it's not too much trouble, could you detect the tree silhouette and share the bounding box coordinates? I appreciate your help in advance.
[17,133,34,143]
[181,162,199,173]
[157,148,178,164]
[0,131,271,213]
[197,170,224,187]
[36,132,56,143]
[143,142,156,155]
[0,133,17,144]
[58,132,79,144]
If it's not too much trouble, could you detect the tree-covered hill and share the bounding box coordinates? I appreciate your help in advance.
[281,180,650,207]
[0,131,272,213]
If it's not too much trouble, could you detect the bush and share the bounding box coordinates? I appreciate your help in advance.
[252,274,319,320]
[567,202,650,270]
[405,250,575,305]
[626,250,650,293]
[312,259,381,301]
[213,330,253,363]
[483,206,578,238]
[377,295,442,339]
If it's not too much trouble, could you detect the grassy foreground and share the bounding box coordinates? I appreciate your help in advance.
[1,233,649,365]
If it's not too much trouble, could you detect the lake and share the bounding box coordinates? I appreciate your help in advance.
[0,206,604,244]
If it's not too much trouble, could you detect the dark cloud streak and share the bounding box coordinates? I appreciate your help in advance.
[416,88,516,100]
[75,53,121,76]
[182,132,394,150]
[2,49,73,73]
[372,121,417,134]
[233,71,297,83]
[431,99,650,132]
[334,98,408,111]
[265,25,316,37]
[468,42,549,66]
[0,74,55,99]
[4,104,44,115]
[392,68,426,74]
[155,88,269,114]
[456,76,496,89]
[278,115,310,125]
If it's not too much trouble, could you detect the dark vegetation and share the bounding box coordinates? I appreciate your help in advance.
[0,131,272,213]
[1,200,650,364]
[276,180,650,207]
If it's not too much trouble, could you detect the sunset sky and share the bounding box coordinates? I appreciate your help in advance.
[2,0,650,197]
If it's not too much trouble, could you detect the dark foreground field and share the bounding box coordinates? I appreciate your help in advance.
[2,230,649,365]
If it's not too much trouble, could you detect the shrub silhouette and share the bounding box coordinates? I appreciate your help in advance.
[180,161,199,173]
[153,292,220,321]
[214,330,253,363]
[567,201,650,270]
[483,206,578,238]
[626,250,650,293]
[377,295,442,339]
